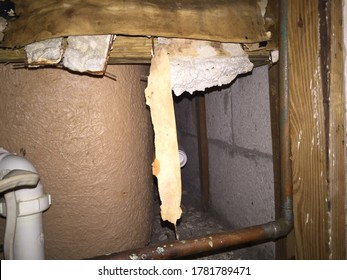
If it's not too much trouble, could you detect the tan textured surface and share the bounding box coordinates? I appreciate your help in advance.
[145,46,182,225]
[1,0,267,48]
[0,64,154,259]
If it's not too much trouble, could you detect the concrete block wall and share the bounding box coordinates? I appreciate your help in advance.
[174,65,275,259]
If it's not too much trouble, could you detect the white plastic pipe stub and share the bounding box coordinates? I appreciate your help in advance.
[178,149,187,168]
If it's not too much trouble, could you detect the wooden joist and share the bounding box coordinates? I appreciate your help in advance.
[289,0,345,259]
[0,35,270,66]
[1,0,268,48]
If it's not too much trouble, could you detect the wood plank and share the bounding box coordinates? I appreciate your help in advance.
[196,94,210,211]
[1,0,267,48]
[289,0,345,259]
[288,0,329,259]
[0,36,270,65]
[264,0,279,51]
[0,36,154,64]
[0,48,25,63]
[108,36,154,64]
[328,0,345,259]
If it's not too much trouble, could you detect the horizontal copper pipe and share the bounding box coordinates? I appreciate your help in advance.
[90,224,268,260]
[90,217,292,260]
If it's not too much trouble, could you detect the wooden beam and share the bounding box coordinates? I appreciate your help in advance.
[289,0,328,259]
[0,36,153,64]
[264,0,279,51]
[0,36,270,65]
[288,0,345,259]
[196,94,210,211]
[1,0,268,48]
[327,0,345,260]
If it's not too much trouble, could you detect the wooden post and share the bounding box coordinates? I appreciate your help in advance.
[196,94,210,211]
[327,0,345,260]
[288,0,345,259]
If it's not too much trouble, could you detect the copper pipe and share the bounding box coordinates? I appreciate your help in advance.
[89,0,292,260]
[90,224,268,260]
[278,0,293,224]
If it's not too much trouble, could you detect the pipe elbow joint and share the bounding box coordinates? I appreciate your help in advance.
[0,148,38,174]
[263,198,293,240]
[0,148,51,215]
[0,148,51,259]
[264,216,293,240]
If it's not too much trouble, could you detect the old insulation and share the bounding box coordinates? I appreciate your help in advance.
[24,35,114,74]
[0,17,6,42]
[1,0,267,48]
[159,38,254,96]
[25,38,63,66]
[145,38,253,226]
[63,35,115,74]
[145,45,182,226]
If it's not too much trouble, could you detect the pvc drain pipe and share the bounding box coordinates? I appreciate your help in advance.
[0,148,51,259]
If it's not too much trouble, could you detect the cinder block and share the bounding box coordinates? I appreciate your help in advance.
[208,143,274,228]
[205,86,233,145]
[232,66,272,154]
[208,143,275,258]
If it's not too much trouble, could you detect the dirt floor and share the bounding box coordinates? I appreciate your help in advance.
[150,190,262,260]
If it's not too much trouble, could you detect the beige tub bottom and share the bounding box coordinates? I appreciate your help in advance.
[0,64,154,259]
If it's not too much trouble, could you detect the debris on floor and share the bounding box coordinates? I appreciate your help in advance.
[150,191,259,260]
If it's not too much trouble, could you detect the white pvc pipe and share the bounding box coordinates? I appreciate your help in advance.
[178,149,187,168]
[0,149,43,200]
[13,213,45,260]
[0,148,51,259]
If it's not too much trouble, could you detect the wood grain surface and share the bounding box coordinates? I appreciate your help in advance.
[289,0,345,259]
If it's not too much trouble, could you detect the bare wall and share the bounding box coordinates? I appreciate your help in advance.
[175,65,275,259]
[0,65,154,259]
